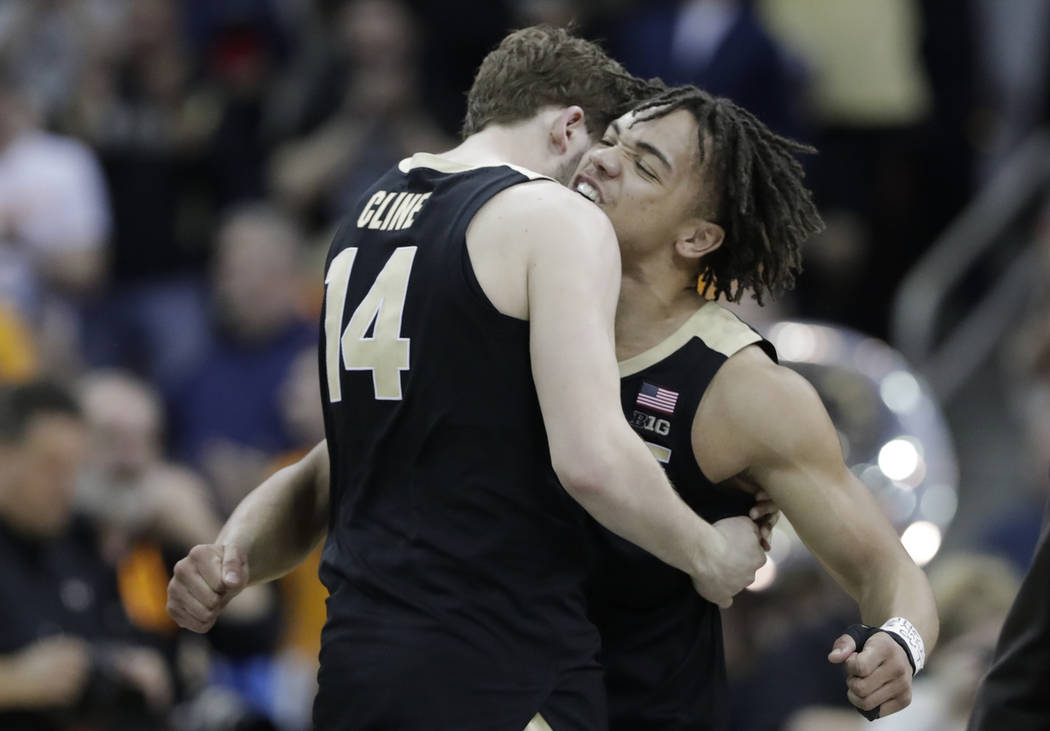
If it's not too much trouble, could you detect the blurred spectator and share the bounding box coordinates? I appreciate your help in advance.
[0,301,38,384]
[784,553,1019,731]
[402,0,514,138]
[77,370,220,568]
[757,0,970,338]
[972,0,1050,183]
[0,0,120,126]
[0,66,109,375]
[599,0,801,137]
[270,0,451,230]
[987,196,1050,569]
[168,205,317,516]
[69,0,218,392]
[0,380,172,731]
[75,370,283,730]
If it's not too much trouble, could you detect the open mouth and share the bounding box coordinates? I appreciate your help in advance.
[573,177,602,204]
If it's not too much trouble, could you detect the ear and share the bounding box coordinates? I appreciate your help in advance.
[549,105,587,154]
[675,219,724,260]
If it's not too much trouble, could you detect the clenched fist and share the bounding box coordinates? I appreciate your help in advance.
[167,543,249,633]
[829,630,914,719]
[691,515,767,608]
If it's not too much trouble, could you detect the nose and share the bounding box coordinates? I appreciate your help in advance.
[590,144,622,179]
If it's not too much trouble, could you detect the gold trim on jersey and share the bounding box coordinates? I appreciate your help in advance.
[644,441,672,463]
[618,301,764,378]
[524,715,554,731]
[398,152,552,181]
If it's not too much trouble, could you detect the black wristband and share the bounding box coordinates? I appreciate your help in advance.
[843,624,881,721]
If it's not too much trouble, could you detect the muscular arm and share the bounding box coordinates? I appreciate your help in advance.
[697,347,938,713]
[472,184,763,605]
[217,439,330,585]
[169,440,329,632]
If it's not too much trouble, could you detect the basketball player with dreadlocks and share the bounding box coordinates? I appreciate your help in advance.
[568,86,939,729]
[166,30,770,731]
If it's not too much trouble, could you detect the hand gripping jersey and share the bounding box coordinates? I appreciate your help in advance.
[315,153,602,731]
[588,302,777,731]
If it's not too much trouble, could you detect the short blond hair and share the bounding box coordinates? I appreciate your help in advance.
[462,25,648,139]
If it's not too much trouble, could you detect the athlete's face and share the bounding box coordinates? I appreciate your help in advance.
[571,109,716,259]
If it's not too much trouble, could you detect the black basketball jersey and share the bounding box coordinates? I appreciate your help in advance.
[315,153,602,730]
[588,302,777,731]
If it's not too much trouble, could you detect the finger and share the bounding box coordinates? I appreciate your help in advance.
[168,603,215,633]
[847,637,896,677]
[186,545,225,594]
[846,687,879,715]
[171,561,224,611]
[748,501,778,521]
[849,675,909,712]
[220,543,248,592]
[874,691,912,718]
[847,661,900,698]
[167,583,219,627]
[828,633,856,664]
[753,489,770,502]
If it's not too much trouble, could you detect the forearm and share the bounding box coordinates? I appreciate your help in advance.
[217,441,329,584]
[856,557,939,657]
[561,427,713,576]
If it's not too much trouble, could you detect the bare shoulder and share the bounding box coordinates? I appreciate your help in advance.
[707,345,836,461]
[467,180,617,318]
[470,179,615,251]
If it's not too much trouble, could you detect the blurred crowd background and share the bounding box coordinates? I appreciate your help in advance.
[0,0,1047,729]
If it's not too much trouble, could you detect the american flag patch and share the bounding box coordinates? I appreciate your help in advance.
[635,382,678,414]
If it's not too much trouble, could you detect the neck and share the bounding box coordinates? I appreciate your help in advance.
[438,123,554,178]
[616,260,705,360]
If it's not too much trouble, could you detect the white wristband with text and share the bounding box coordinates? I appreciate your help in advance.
[881,616,925,674]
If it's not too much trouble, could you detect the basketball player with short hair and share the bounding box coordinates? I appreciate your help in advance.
[569,86,939,728]
[167,28,769,730]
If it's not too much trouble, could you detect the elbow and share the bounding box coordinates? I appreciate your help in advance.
[551,448,615,503]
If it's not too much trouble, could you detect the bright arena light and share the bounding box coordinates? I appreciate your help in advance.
[878,438,921,482]
[769,323,819,362]
[920,483,959,525]
[746,556,777,592]
[880,370,922,414]
[901,521,942,566]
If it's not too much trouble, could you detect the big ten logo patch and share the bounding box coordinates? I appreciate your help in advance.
[631,410,671,436]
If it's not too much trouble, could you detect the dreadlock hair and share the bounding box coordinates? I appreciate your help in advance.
[633,86,825,304]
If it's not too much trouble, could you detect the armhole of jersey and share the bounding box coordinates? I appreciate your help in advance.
[690,306,777,485]
[619,303,778,488]
[456,172,551,326]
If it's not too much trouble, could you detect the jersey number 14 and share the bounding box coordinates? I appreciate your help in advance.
[324,246,417,402]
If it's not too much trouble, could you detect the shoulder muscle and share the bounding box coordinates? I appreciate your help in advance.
[467,180,616,319]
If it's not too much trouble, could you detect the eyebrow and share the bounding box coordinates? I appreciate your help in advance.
[612,120,673,172]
